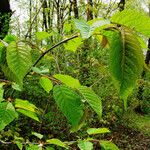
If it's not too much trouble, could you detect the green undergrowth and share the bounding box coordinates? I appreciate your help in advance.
[123,109,150,136]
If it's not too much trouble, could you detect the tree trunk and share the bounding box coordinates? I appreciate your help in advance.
[0,0,12,39]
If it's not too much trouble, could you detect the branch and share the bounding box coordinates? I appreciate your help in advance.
[32,34,78,67]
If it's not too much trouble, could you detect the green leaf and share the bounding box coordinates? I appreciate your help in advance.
[46,139,67,148]
[87,128,110,135]
[100,140,119,150]
[111,9,150,37]
[78,86,102,118]
[105,29,144,109]
[53,85,83,128]
[16,141,23,150]
[78,141,93,150]
[74,19,110,39]
[0,102,18,130]
[39,77,53,93]
[0,42,6,63]
[74,19,91,38]
[4,35,17,43]
[32,132,43,139]
[54,74,81,89]
[36,31,52,40]
[26,144,42,150]
[12,83,22,91]
[0,83,5,102]
[64,37,83,52]
[17,109,39,122]
[6,41,32,85]
[32,67,50,74]
[15,99,38,112]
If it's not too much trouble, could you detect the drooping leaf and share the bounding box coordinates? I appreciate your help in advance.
[100,140,119,150]
[0,102,18,130]
[78,86,102,118]
[105,28,144,109]
[78,141,93,150]
[54,74,81,89]
[46,139,67,148]
[6,41,32,85]
[64,37,83,52]
[87,128,110,135]
[53,85,83,128]
[111,9,150,37]
[39,77,53,93]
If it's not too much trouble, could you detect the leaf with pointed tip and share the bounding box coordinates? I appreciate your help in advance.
[78,86,102,118]
[6,42,32,85]
[0,102,18,130]
[53,85,83,129]
[39,77,53,93]
[105,28,144,109]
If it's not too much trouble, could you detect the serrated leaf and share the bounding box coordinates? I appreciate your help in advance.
[46,139,67,148]
[78,86,102,118]
[100,140,119,150]
[87,128,110,135]
[53,85,83,128]
[64,37,83,52]
[16,109,39,122]
[78,141,93,150]
[54,74,81,89]
[105,28,144,109]
[15,99,38,112]
[6,41,32,85]
[111,9,150,37]
[0,102,18,130]
[39,77,53,93]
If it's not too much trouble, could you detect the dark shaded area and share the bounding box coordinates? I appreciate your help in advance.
[0,0,12,39]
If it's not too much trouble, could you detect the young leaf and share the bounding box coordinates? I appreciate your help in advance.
[105,28,144,109]
[100,140,119,150]
[53,85,83,128]
[39,77,53,93]
[46,139,67,148]
[78,86,102,118]
[111,9,150,37]
[78,141,93,150]
[87,128,110,135]
[0,102,18,130]
[6,41,32,85]
[54,74,81,89]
